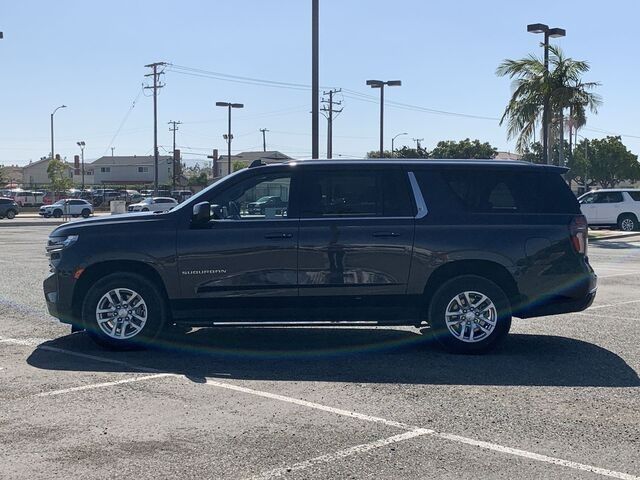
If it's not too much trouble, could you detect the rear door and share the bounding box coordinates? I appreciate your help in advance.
[592,192,624,224]
[297,166,415,314]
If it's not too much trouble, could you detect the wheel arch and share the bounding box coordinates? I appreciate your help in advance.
[617,212,638,223]
[72,260,170,320]
[422,260,519,312]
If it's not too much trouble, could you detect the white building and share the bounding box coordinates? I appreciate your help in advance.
[22,158,73,187]
[77,155,174,186]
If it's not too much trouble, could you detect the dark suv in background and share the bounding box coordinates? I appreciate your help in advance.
[0,197,20,219]
[44,160,596,353]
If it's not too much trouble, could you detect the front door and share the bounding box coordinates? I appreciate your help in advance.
[296,167,416,320]
[176,170,299,320]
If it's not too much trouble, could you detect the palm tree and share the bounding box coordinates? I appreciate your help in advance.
[496,45,601,160]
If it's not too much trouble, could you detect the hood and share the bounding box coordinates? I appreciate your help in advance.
[50,211,174,237]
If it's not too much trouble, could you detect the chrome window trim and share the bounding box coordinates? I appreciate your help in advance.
[407,171,428,219]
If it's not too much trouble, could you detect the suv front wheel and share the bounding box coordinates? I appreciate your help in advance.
[82,272,167,349]
[428,275,511,354]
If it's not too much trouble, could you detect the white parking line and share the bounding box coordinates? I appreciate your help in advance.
[248,429,434,480]
[201,379,639,480]
[598,272,640,278]
[2,336,639,479]
[589,299,640,310]
[204,378,413,430]
[37,373,176,397]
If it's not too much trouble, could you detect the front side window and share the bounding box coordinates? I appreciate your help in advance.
[211,173,291,220]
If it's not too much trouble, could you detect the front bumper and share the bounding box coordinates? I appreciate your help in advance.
[43,269,77,325]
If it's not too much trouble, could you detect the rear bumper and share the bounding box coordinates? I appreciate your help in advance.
[517,271,597,318]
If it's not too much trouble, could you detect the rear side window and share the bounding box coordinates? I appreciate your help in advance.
[0,199,10,204]
[415,168,580,215]
[628,192,640,201]
[300,169,414,218]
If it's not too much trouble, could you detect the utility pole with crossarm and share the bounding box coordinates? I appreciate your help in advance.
[144,62,166,194]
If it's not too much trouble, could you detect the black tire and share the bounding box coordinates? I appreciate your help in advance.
[428,275,511,354]
[6,210,16,220]
[81,209,91,218]
[81,272,167,350]
[43,212,52,218]
[142,207,149,212]
[617,213,638,232]
[53,209,62,218]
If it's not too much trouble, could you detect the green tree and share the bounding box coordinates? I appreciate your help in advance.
[232,160,246,172]
[396,146,429,158]
[187,172,208,187]
[47,158,73,193]
[496,45,601,154]
[572,136,640,189]
[430,138,497,159]
[366,150,396,158]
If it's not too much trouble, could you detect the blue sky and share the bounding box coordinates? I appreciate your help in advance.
[1,0,639,166]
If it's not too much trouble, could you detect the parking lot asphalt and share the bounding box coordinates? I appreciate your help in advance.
[0,226,638,480]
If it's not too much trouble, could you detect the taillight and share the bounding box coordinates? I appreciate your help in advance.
[570,215,588,255]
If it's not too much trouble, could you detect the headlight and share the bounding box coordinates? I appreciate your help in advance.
[46,235,79,254]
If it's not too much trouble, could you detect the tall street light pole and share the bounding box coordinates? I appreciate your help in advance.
[76,141,85,191]
[527,23,566,165]
[391,132,407,156]
[311,0,319,159]
[216,102,244,175]
[50,105,67,162]
[366,80,401,158]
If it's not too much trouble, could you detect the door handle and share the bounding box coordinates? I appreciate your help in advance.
[372,231,401,237]
[264,233,293,239]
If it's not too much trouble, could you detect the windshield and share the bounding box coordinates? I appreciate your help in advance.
[255,196,274,202]
[52,200,64,206]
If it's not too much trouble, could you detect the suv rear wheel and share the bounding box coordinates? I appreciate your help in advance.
[81,272,167,350]
[428,275,511,354]
[618,213,638,231]
[6,210,16,220]
[81,208,91,218]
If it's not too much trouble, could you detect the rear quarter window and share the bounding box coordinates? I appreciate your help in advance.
[627,191,640,201]
[415,168,580,215]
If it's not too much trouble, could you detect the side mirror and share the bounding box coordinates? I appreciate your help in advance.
[192,201,211,224]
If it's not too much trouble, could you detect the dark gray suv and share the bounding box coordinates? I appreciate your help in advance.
[0,197,19,219]
[44,160,596,354]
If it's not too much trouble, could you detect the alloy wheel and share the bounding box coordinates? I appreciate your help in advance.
[445,291,497,343]
[95,288,148,340]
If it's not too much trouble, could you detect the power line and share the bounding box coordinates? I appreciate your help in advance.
[102,86,144,156]
[166,63,498,122]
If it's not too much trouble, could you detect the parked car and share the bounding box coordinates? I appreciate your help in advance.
[13,190,44,207]
[44,159,596,353]
[578,189,640,231]
[0,197,19,219]
[39,199,93,218]
[247,195,288,215]
[127,197,178,212]
[92,190,120,207]
[171,190,193,202]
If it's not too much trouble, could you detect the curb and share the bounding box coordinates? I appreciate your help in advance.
[589,232,640,242]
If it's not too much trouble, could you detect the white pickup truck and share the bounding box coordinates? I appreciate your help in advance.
[578,189,640,231]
